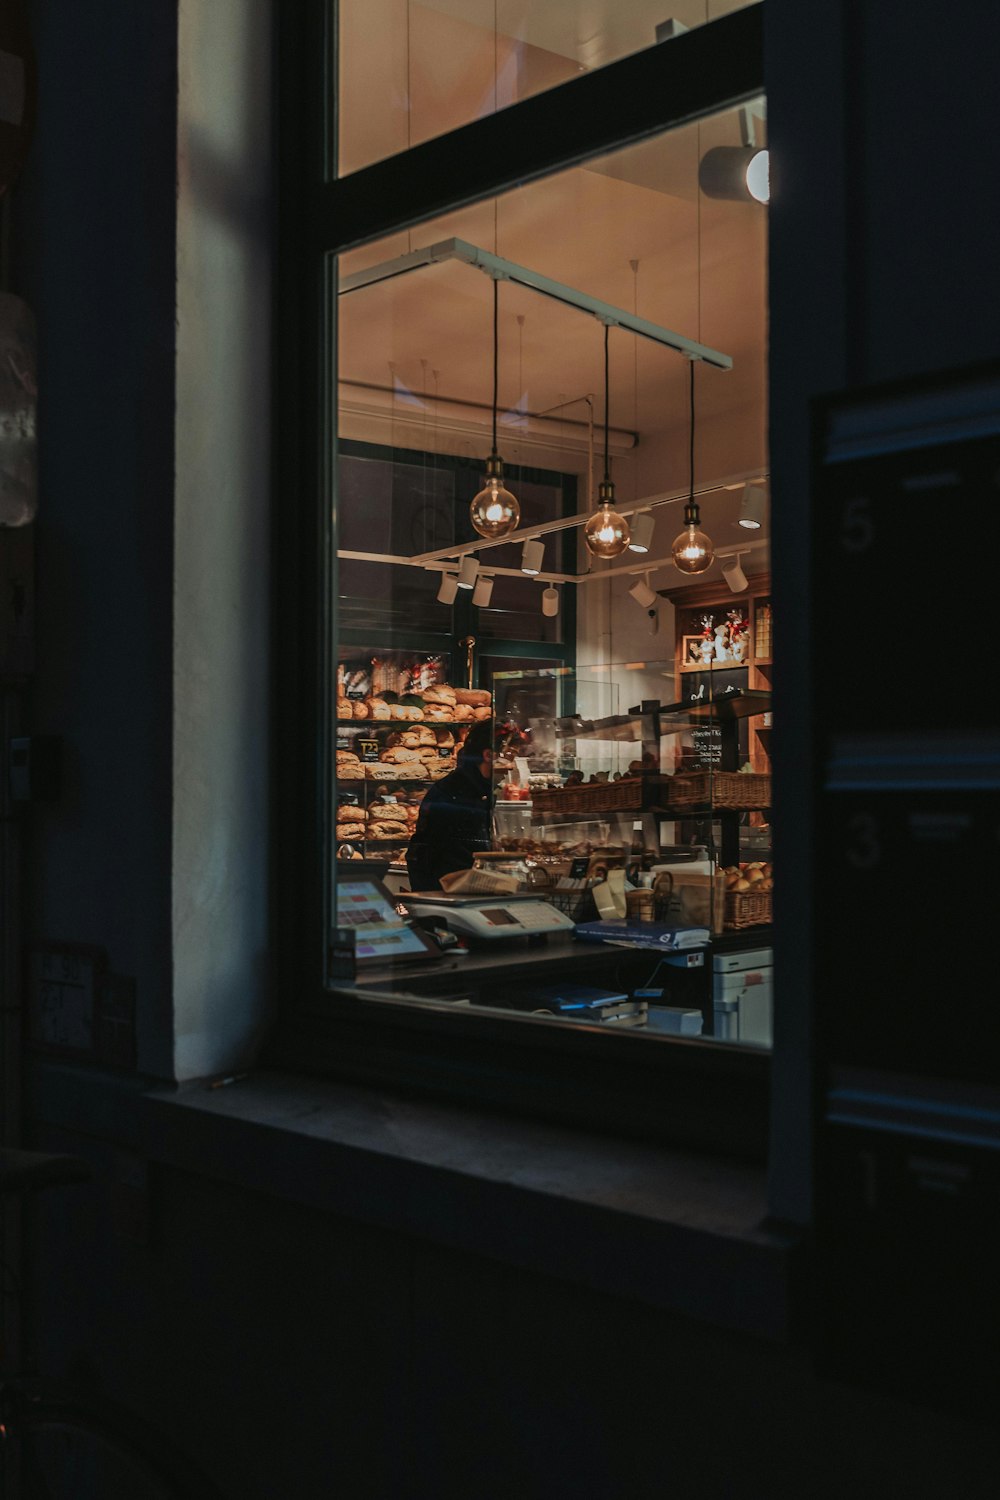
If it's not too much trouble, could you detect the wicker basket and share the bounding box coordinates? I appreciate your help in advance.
[664,771,771,811]
[545,886,599,923]
[531,775,667,819]
[723,887,773,929]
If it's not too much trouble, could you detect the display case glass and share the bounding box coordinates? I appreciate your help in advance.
[492,662,773,934]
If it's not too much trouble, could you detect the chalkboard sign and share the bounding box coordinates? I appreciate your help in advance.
[681,667,749,770]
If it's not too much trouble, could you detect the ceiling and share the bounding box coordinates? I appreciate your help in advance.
[336,1,768,584]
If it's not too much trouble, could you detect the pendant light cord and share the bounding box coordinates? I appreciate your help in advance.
[492,277,499,457]
[603,322,610,485]
[689,358,696,506]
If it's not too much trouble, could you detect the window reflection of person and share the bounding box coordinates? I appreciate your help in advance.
[405,721,494,892]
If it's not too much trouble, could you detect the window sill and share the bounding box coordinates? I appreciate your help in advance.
[143,1068,800,1343]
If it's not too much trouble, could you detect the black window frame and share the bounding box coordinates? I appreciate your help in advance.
[270,1,771,1155]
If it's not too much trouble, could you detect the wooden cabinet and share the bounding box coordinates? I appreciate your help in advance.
[664,572,772,775]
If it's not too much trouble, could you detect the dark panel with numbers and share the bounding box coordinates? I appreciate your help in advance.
[812,364,1000,1417]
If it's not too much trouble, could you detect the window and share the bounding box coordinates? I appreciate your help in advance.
[276,2,770,1149]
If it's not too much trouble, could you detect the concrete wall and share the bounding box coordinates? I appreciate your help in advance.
[172,0,273,1080]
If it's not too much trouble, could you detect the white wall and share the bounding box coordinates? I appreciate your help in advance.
[173,0,273,1079]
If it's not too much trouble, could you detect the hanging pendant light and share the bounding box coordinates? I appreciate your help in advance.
[584,325,631,559]
[672,361,714,575]
[470,278,521,540]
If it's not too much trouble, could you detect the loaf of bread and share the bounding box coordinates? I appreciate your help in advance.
[336,822,365,841]
[453,688,491,707]
[369,803,404,822]
[336,699,353,720]
[424,685,456,705]
[384,746,419,763]
[367,698,391,720]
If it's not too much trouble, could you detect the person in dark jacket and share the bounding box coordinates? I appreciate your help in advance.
[405,719,494,891]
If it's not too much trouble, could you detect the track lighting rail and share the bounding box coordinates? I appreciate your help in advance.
[339,238,732,370]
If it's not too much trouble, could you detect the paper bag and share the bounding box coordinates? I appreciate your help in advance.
[660,869,726,934]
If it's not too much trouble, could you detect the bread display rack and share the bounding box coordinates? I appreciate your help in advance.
[335,665,490,863]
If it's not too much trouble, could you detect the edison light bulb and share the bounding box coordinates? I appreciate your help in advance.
[470,454,520,539]
[583,481,631,559]
[671,501,714,575]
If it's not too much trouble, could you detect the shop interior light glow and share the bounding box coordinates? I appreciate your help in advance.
[671,361,714,575]
[584,325,631,560]
[470,278,520,540]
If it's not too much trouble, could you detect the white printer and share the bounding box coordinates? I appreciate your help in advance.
[712,946,773,1048]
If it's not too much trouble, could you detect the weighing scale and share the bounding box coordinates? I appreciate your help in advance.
[401,891,576,943]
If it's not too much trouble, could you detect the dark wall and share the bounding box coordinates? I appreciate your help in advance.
[12,0,178,1077]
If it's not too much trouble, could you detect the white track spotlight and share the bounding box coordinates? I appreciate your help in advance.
[521,538,544,575]
[457,554,480,590]
[628,512,655,554]
[738,482,767,530]
[699,145,769,204]
[541,585,560,618]
[629,576,658,610]
[721,554,748,593]
[436,573,459,604]
[471,574,494,607]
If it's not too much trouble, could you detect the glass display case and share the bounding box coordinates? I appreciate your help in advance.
[491,663,773,933]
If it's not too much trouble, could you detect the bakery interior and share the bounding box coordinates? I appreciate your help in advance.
[332,2,771,1043]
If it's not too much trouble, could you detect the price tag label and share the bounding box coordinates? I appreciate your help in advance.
[570,856,589,880]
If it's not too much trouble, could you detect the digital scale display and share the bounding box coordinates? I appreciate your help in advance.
[482,908,519,927]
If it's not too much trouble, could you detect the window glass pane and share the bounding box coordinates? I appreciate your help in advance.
[337,0,760,176]
[330,100,770,1051]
